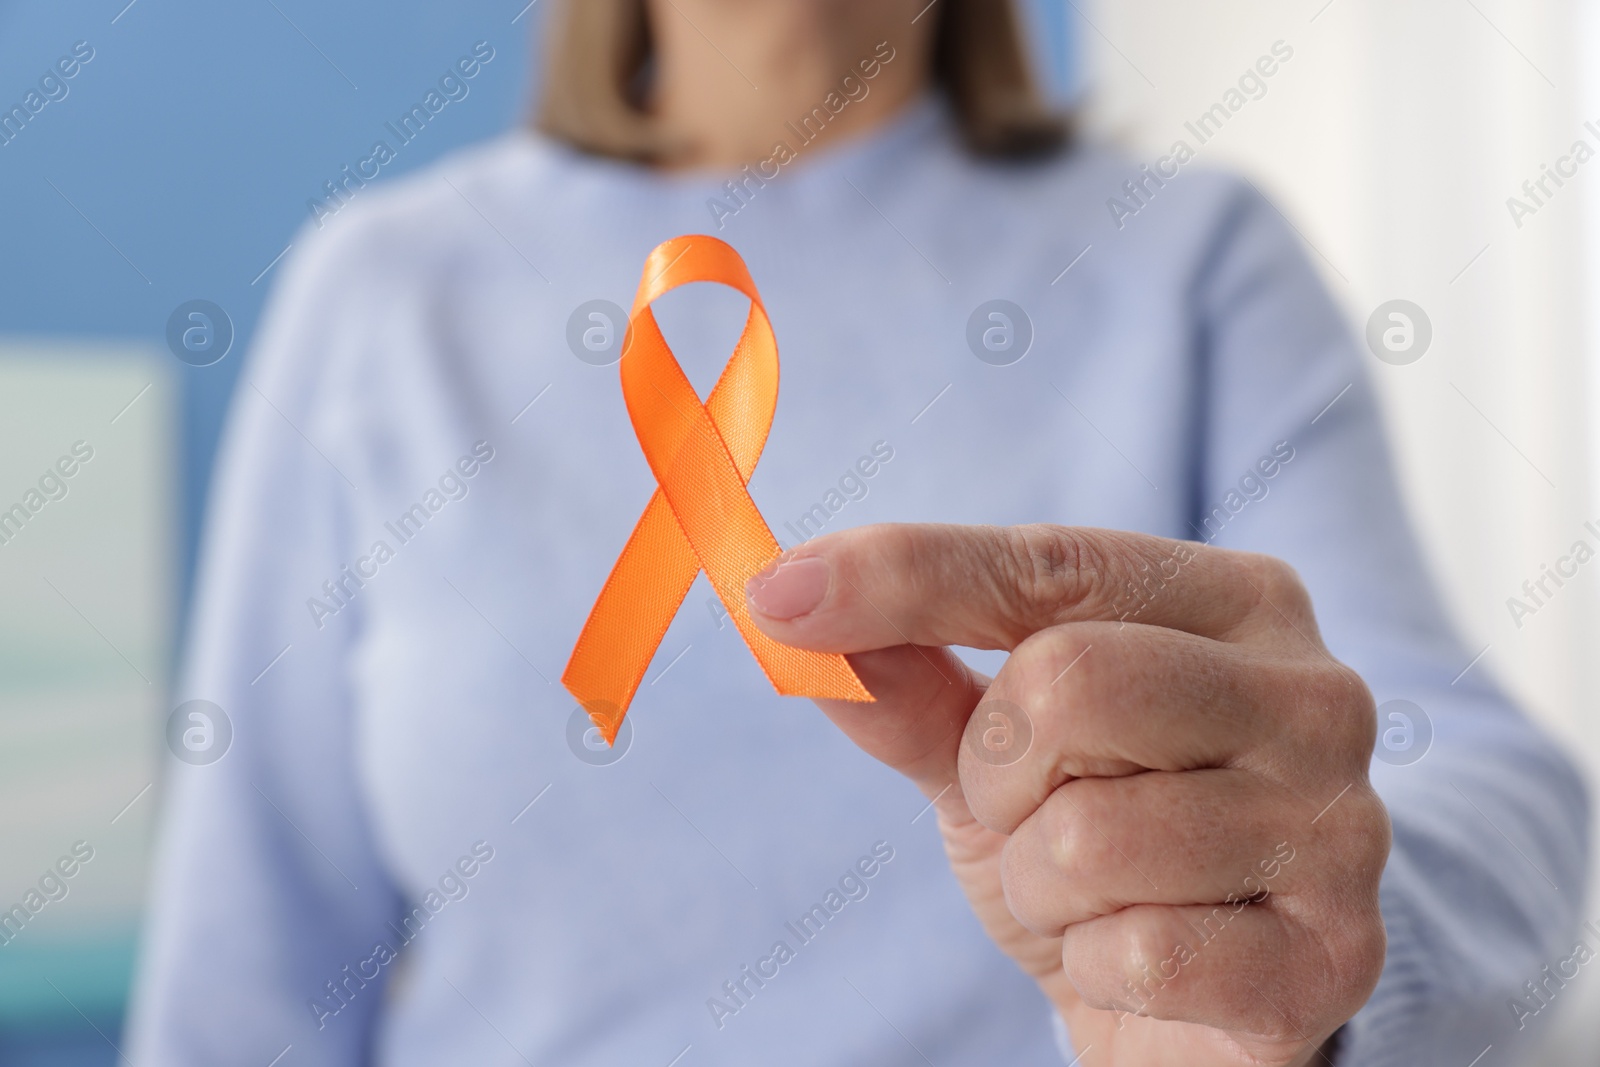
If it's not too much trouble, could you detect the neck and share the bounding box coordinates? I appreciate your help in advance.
[645,0,936,169]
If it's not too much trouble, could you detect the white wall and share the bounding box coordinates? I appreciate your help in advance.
[1079,1,1599,1061]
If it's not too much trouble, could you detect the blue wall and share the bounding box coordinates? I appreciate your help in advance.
[0,0,537,637]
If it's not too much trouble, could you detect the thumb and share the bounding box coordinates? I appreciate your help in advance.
[742,532,990,801]
[775,636,986,808]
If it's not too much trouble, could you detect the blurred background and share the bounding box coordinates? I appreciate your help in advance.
[0,0,1595,1063]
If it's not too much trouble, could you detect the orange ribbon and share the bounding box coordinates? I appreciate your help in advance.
[562,235,871,743]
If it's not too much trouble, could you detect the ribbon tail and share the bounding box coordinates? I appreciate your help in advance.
[562,491,700,744]
[721,585,872,703]
[763,648,874,703]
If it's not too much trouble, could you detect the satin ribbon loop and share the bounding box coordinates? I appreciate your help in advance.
[562,235,870,743]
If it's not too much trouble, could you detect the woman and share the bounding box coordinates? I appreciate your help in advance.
[128,1,1588,1065]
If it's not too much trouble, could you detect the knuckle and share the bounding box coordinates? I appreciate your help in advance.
[1041,784,1120,884]
[1335,666,1379,756]
[1300,661,1378,766]
[1313,872,1389,1011]
[999,525,1104,618]
[1011,626,1099,704]
[1337,906,1389,997]
[1305,787,1390,966]
[1242,552,1314,622]
[1116,912,1182,990]
[1267,563,1318,620]
[1340,787,1393,877]
[1304,659,1360,708]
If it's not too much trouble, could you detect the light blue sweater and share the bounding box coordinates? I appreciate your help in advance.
[127,98,1589,1066]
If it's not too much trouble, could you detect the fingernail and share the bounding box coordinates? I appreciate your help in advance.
[746,555,831,619]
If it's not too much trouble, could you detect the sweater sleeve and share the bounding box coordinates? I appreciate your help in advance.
[124,224,404,1066]
[1188,180,1590,1065]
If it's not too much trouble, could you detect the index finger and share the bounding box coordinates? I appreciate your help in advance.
[744,523,1312,653]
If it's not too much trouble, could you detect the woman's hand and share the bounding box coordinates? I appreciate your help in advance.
[746,524,1388,1066]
